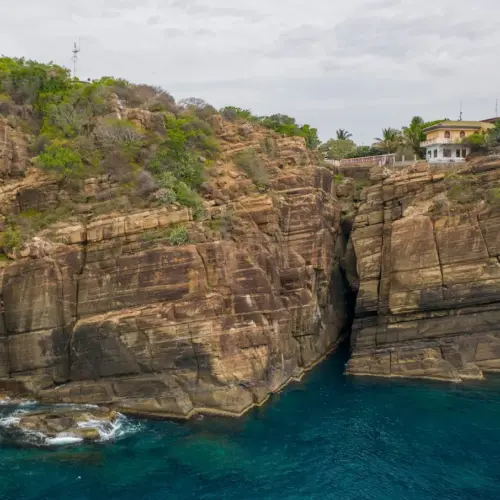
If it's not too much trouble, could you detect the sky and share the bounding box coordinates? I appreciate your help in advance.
[1,0,499,144]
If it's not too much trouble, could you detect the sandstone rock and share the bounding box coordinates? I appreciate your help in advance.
[0,154,347,417]
[346,158,500,382]
[13,407,118,442]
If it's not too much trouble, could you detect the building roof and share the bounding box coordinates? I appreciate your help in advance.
[481,117,500,124]
[422,120,494,133]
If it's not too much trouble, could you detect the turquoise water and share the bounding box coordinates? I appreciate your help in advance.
[1,350,500,500]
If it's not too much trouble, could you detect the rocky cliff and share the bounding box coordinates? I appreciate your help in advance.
[346,159,500,381]
[0,114,352,418]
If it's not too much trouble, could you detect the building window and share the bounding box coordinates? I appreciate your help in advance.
[459,131,465,138]
[443,149,452,157]
[433,149,438,158]
[462,149,467,158]
[444,131,451,139]
[427,150,432,157]
[456,149,461,157]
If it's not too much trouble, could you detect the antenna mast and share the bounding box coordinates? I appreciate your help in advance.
[459,100,463,121]
[72,40,81,79]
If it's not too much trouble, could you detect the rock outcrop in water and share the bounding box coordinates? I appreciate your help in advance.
[346,159,500,381]
[0,115,350,418]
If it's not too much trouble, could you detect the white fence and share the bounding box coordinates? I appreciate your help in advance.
[340,154,396,167]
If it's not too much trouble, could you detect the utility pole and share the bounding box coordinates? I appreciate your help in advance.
[72,40,81,79]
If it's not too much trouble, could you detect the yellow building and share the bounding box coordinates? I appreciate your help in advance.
[421,121,493,163]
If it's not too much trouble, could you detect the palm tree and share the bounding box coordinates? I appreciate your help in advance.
[336,129,352,140]
[374,127,402,154]
[402,116,425,158]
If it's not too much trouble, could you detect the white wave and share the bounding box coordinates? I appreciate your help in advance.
[0,405,142,447]
[0,416,21,427]
[47,435,84,446]
[18,400,37,408]
[77,412,142,442]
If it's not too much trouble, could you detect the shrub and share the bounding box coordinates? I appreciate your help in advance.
[94,119,144,151]
[168,226,189,246]
[235,148,269,189]
[0,93,15,116]
[334,173,345,183]
[157,188,177,205]
[486,187,500,206]
[137,169,157,195]
[445,173,477,205]
[29,134,51,155]
[36,143,84,177]
[0,225,21,251]
[43,101,90,138]
[462,133,486,153]
[220,106,255,122]
[0,57,70,106]
[149,147,204,188]
[260,137,279,159]
[209,209,235,237]
[175,182,205,219]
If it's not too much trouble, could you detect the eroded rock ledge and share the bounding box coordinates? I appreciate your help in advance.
[346,159,500,381]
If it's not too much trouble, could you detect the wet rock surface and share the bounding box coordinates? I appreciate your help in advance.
[13,407,118,442]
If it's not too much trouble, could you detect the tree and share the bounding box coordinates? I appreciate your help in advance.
[299,124,320,149]
[336,129,352,140]
[402,116,425,158]
[319,138,356,160]
[462,132,487,153]
[486,120,500,150]
[374,127,402,154]
[345,145,380,158]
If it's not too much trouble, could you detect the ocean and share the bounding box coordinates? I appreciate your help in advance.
[0,349,499,500]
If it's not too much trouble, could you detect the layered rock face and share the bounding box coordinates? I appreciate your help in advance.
[0,118,348,418]
[346,159,500,381]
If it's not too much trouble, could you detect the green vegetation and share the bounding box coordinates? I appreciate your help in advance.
[336,129,352,140]
[374,128,402,154]
[35,142,84,176]
[219,108,319,150]
[487,187,500,206]
[208,209,235,236]
[402,116,425,158]
[140,225,189,246]
[345,145,380,158]
[319,139,356,160]
[445,173,477,205]
[235,148,270,190]
[0,204,75,252]
[168,225,189,246]
[334,173,345,184]
[0,225,21,252]
[461,133,487,152]
[260,137,279,159]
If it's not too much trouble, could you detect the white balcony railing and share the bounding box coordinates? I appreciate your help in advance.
[421,138,463,147]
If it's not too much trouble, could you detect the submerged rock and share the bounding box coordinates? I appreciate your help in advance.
[13,407,118,443]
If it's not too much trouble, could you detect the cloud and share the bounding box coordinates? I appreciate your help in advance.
[0,0,499,143]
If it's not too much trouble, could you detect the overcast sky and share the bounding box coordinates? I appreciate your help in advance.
[1,0,499,143]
